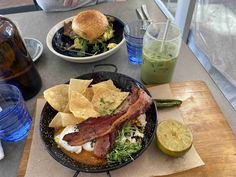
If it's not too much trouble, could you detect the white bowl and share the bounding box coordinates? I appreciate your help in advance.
[46,16,125,63]
[24,37,43,62]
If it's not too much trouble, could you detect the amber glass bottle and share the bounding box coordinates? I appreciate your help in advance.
[0,16,42,100]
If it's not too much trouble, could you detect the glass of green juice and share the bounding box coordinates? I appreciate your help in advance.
[141,22,181,84]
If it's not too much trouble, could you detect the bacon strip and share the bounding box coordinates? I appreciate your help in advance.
[114,87,139,113]
[63,88,152,146]
[93,129,119,158]
[93,135,110,158]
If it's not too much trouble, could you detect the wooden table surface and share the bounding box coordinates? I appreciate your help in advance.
[17,81,236,177]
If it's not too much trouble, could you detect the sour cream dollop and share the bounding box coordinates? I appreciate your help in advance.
[82,141,95,152]
[56,125,82,154]
[55,125,96,154]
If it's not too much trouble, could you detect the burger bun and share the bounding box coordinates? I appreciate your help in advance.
[72,10,109,41]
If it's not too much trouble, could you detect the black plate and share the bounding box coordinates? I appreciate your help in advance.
[52,15,124,57]
[40,72,157,173]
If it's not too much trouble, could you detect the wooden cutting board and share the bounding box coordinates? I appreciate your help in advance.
[17,81,236,177]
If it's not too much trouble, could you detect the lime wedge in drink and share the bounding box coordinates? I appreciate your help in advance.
[156,119,193,157]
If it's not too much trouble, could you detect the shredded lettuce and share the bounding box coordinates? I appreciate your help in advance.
[107,141,141,164]
[67,37,88,56]
[107,123,142,164]
[69,38,87,50]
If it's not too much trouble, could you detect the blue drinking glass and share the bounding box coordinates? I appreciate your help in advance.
[124,20,147,64]
[0,84,32,142]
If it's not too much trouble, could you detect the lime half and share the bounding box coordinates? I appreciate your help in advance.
[156,119,193,157]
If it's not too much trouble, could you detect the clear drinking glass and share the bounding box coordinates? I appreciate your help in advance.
[124,20,147,64]
[0,84,32,142]
[141,22,182,84]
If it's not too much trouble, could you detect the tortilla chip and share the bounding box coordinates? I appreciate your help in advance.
[69,91,100,119]
[49,112,84,128]
[83,87,94,102]
[92,79,120,91]
[92,86,129,115]
[69,78,93,99]
[43,84,69,112]
[63,103,70,113]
